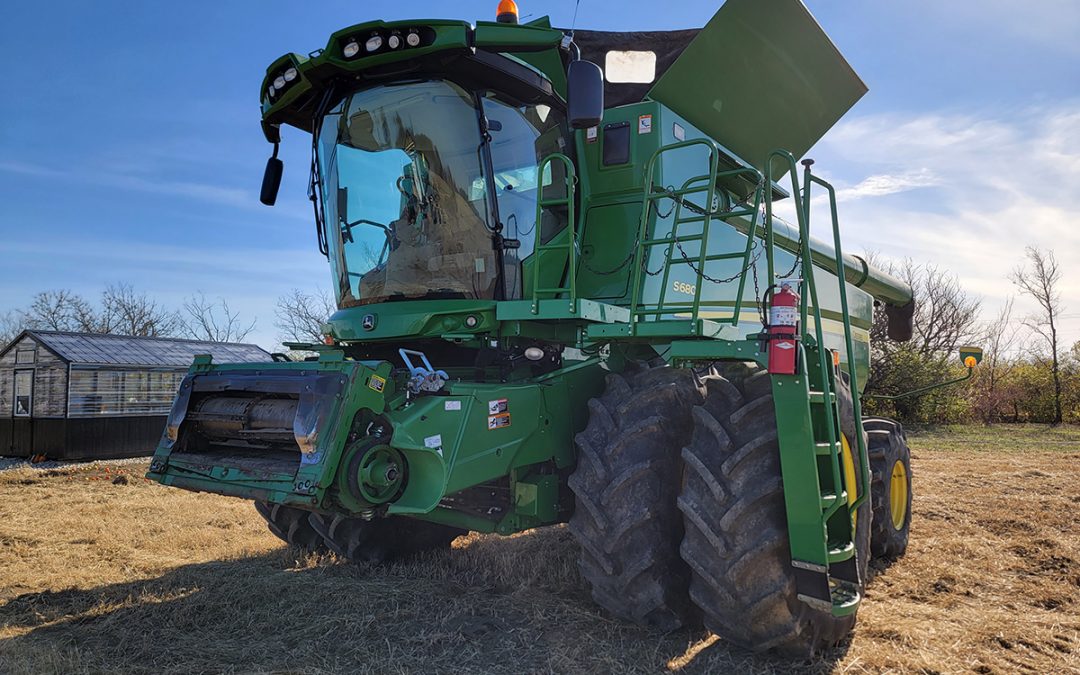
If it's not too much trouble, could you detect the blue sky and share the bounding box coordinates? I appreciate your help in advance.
[2,1,1078,350]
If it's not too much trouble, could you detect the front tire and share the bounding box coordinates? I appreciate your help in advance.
[254,501,327,553]
[307,513,464,564]
[678,364,871,655]
[568,359,705,630]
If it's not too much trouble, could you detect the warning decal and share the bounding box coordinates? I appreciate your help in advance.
[638,114,652,134]
[488,413,511,430]
[367,374,386,392]
[488,399,509,415]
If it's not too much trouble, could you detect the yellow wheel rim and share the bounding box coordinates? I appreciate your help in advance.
[840,434,858,529]
[889,460,908,530]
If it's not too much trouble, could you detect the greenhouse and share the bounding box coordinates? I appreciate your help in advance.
[0,330,271,459]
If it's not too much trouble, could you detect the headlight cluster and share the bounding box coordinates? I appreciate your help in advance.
[266,65,299,103]
[342,27,427,60]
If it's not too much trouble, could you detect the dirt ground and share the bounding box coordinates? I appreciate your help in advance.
[1,425,1078,674]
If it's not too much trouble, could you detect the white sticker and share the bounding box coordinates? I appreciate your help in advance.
[586,126,598,143]
[444,400,462,411]
[424,434,443,449]
[488,398,509,415]
[638,114,652,134]
[673,123,685,141]
[475,258,486,273]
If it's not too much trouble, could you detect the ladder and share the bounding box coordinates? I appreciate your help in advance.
[762,150,871,615]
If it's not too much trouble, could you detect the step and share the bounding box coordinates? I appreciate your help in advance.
[828,580,862,617]
[820,491,848,510]
[809,390,836,404]
[814,442,837,456]
[827,541,855,563]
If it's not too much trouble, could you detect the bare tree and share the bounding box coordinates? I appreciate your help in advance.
[973,298,1023,423]
[275,289,335,344]
[182,292,256,342]
[1010,246,1065,424]
[866,255,981,358]
[18,290,94,332]
[100,283,183,337]
[0,310,20,349]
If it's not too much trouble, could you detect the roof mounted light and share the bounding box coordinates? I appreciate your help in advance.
[365,35,383,52]
[497,0,519,24]
[406,30,421,47]
[343,41,360,58]
[273,75,286,90]
[388,34,401,49]
[283,67,298,82]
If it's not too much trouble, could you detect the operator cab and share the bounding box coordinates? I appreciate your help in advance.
[317,78,572,309]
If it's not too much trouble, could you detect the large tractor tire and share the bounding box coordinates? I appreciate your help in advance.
[678,363,871,655]
[568,359,706,630]
[863,417,912,559]
[307,512,465,564]
[254,501,328,553]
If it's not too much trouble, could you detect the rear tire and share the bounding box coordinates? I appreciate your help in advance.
[568,359,705,630]
[254,501,327,553]
[678,364,871,655]
[863,417,912,559]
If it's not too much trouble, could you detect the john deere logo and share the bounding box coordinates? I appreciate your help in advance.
[362,314,376,331]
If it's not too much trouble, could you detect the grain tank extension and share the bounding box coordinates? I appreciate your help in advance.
[148,0,923,654]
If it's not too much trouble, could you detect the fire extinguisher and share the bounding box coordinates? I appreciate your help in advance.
[767,281,800,375]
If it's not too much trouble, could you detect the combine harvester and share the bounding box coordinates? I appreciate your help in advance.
[148,0,973,654]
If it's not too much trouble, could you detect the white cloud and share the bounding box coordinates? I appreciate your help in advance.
[834,169,938,202]
[807,103,1080,347]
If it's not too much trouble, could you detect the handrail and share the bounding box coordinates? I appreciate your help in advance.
[805,168,871,515]
[630,139,765,328]
[629,139,721,327]
[530,153,577,314]
[764,150,844,523]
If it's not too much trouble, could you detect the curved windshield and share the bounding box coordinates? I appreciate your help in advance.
[318,80,496,307]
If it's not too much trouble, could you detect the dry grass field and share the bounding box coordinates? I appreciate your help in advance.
[1,425,1078,674]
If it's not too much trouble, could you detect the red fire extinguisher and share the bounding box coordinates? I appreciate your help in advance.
[767,282,800,375]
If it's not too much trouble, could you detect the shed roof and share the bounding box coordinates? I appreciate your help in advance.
[8,330,272,368]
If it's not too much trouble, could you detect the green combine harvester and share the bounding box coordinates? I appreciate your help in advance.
[148,0,940,654]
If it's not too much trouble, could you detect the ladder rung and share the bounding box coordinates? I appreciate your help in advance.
[828,542,855,563]
[814,442,836,456]
[643,233,704,246]
[820,492,845,510]
[809,391,836,404]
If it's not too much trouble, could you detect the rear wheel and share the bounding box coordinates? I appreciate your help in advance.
[678,364,870,655]
[863,417,912,558]
[568,359,705,630]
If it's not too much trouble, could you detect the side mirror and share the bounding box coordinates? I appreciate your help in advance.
[260,155,283,206]
[567,60,604,130]
[958,346,983,368]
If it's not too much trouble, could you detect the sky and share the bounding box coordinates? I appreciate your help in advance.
[1,1,1078,351]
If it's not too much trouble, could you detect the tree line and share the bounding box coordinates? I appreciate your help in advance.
[1,246,1073,425]
[865,246,1077,426]
[0,285,334,352]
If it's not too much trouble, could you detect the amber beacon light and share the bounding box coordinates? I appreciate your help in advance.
[496,0,519,24]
